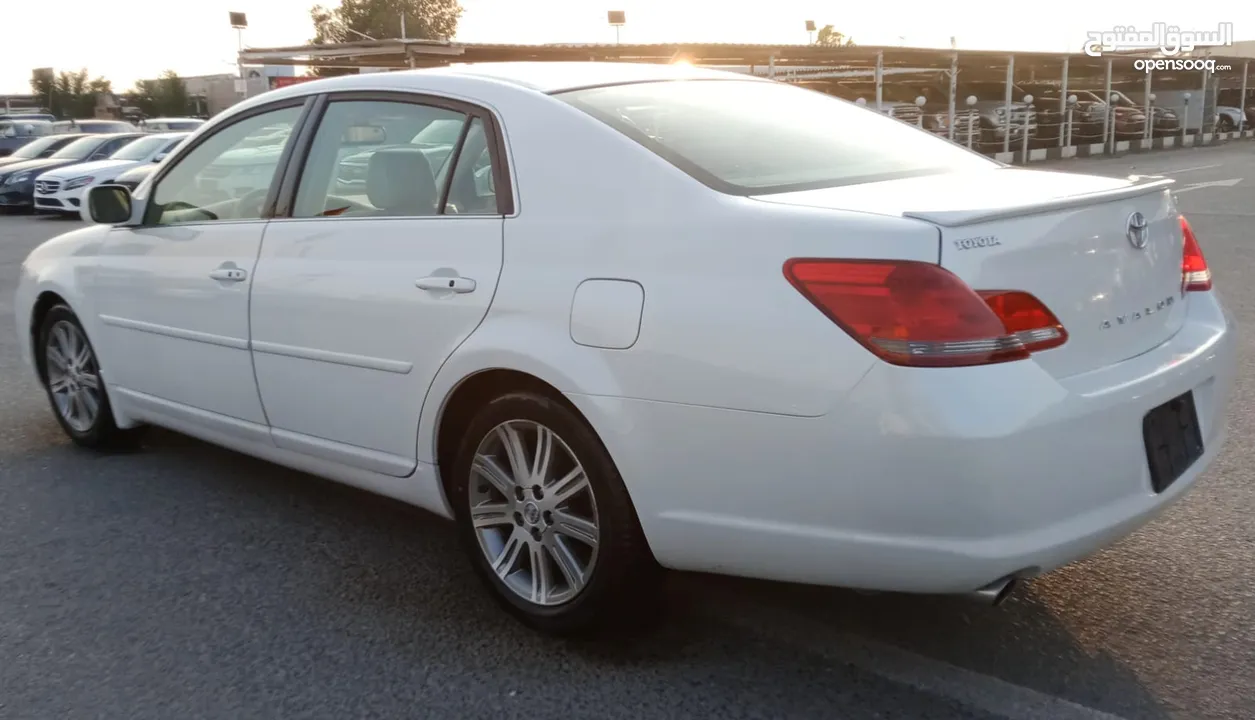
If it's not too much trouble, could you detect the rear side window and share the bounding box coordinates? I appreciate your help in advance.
[557,79,995,195]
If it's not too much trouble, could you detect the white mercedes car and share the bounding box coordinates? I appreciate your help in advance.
[13,62,1236,635]
[31,132,188,219]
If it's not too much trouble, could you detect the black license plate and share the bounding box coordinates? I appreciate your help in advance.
[1143,391,1204,494]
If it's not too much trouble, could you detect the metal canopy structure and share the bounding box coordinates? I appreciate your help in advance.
[237,39,1252,158]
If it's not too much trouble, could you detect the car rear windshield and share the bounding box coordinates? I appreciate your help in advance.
[556,79,994,195]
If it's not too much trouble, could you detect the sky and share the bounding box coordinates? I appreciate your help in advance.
[2,0,1247,94]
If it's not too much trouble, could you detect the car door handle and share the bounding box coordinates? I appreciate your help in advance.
[209,267,247,282]
[416,276,476,293]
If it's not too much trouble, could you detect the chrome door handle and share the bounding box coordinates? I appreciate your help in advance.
[416,276,476,293]
[209,267,247,282]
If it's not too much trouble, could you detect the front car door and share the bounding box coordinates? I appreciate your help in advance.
[248,92,509,476]
[90,99,313,442]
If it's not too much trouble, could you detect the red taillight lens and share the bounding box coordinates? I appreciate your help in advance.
[1180,215,1212,292]
[782,258,1066,368]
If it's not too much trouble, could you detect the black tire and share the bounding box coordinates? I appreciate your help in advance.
[450,391,662,636]
[1217,117,1234,133]
[37,304,144,451]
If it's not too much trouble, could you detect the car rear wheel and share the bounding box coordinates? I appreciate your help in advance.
[38,305,143,451]
[450,391,661,636]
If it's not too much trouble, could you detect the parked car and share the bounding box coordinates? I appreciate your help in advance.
[0,133,83,170]
[1108,91,1182,137]
[949,81,1039,152]
[0,119,55,156]
[34,132,188,217]
[1066,90,1147,139]
[1,111,55,121]
[1214,106,1245,133]
[17,63,1235,635]
[138,117,206,132]
[819,81,981,144]
[0,133,141,212]
[50,119,136,135]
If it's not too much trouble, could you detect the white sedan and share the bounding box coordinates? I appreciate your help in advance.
[31,132,188,219]
[13,62,1236,635]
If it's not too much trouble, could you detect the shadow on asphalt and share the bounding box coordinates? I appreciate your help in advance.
[0,424,1173,719]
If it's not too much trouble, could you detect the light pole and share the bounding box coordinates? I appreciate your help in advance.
[229,11,248,98]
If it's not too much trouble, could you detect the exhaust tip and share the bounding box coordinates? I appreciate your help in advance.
[968,576,1019,606]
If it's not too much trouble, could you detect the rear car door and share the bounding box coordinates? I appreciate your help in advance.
[91,100,312,440]
[248,92,508,476]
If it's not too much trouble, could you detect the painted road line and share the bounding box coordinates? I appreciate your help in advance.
[1175,178,1243,194]
[1150,163,1225,175]
[717,598,1131,720]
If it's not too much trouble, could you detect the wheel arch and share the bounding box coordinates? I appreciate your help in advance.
[420,330,631,519]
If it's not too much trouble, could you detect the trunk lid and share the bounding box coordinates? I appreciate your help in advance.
[754,168,1187,378]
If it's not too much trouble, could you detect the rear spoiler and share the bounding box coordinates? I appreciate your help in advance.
[902,174,1175,227]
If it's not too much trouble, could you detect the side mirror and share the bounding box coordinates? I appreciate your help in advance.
[153,153,167,163]
[88,184,134,224]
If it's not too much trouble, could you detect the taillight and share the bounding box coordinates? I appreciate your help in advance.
[1180,215,1212,292]
[782,258,1066,368]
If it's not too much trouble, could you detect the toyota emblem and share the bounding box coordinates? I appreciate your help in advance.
[1127,212,1149,249]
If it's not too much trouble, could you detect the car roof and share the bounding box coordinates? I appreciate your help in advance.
[425,61,755,93]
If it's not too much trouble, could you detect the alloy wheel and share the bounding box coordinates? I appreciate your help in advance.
[45,320,102,433]
[468,419,601,607]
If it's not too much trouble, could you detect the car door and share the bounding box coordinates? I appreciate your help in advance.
[90,99,312,441]
[249,92,509,476]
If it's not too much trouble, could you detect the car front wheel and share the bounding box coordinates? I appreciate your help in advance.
[451,391,660,636]
[38,304,142,450]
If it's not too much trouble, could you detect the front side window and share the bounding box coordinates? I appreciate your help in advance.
[557,79,995,195]
[149,105,301,225]
[292,99,469,218]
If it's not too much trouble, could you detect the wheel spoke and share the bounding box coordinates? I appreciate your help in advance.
[548,467,588,506]
[471,501,513,529]
[531,425,554,481]
[49,375,72,393]
[552,509,598,548]
[53,324,74,359]
[71,341,92,369]
[66,392,82,425]
[77,389,99,422]
[472,454,516,497]
[493,532,526,578]
[78,373,100,390]
[547,537,585,593]
[495,423,531,482]
[46,345,69,371]
[529,542,551,604]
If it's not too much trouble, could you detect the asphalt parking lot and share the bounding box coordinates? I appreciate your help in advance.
[1,141,1252,720]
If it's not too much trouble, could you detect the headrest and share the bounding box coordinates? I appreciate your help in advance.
[366,146,439,215]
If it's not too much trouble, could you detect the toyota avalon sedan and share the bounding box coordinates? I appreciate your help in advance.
[14,62,1236,636]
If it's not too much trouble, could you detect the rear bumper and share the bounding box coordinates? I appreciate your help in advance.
[567,291,1237,594]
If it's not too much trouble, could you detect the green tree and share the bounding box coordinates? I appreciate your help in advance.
[29,69,112,119]
[308,0,463,76]
[815,25,855,47]
[131,71,191,118]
